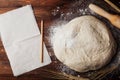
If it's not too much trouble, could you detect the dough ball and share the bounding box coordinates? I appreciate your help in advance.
[52,15,116,72]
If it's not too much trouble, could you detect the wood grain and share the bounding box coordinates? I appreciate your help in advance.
[0,0,119,80]
[0,0,74,80]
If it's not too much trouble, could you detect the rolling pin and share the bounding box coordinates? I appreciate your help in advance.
[89,4,120,29]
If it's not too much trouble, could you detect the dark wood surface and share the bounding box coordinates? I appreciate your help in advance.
[0,0,74,80]
[0,0,120,80]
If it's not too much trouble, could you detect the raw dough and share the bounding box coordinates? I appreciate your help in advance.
[52,15,116,72]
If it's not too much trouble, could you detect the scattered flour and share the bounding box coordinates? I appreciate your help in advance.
[51,15,116,72]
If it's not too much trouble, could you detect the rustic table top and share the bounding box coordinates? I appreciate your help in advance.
[0,0,119,80]
[0,0,74,80]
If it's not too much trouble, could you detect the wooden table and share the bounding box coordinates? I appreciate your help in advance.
[0,0,119,80]
[0,0,74,80]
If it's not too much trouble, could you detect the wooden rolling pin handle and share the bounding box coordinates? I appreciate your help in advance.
[89,4,113,20]
[89,4,120,29]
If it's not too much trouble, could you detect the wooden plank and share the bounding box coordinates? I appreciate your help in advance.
[0,0,73,8]
[0,8,60,20]
[0,1,74,79]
